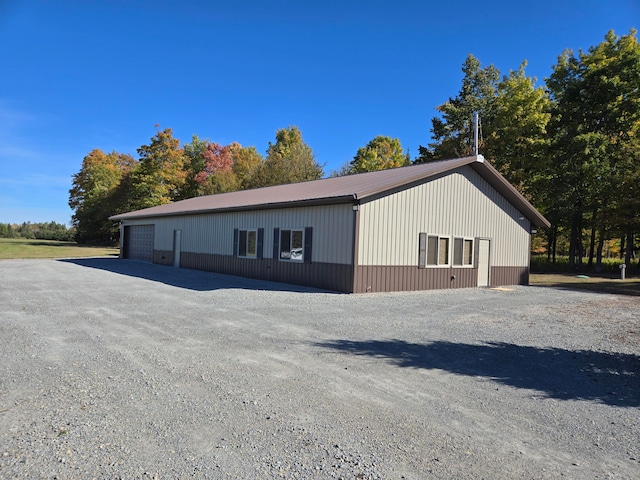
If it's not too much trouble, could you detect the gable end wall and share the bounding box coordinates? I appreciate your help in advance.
[357,166,531,267]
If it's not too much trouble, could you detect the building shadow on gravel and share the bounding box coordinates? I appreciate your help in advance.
[59,258,332,294]
[316,339,640,407]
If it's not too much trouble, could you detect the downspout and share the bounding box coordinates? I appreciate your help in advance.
[351,197,360,293]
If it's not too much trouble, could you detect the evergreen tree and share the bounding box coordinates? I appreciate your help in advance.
[416,54,499,162]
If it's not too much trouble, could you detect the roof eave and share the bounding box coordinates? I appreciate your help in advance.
[109,194,357,221]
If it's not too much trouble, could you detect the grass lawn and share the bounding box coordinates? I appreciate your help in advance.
[0,238,119,260]
[530,272,640,296]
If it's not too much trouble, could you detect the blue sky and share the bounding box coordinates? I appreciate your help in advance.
[1,0,638,226]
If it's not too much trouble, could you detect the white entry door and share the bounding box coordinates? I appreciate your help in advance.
[477,239,490,287]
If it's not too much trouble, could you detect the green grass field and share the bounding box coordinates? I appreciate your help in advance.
[0,238,119,259]
[529,273,640,296]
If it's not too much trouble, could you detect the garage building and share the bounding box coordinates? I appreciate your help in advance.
[110,155,550,293]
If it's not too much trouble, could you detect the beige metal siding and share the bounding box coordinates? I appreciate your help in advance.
[357,166,531,267]
[126,203,354,265]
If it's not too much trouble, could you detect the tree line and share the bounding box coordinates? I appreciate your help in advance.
[0,221,75,241]
[69,126,325,243]
[70,123,412,244]
[416,29,639,271]
[69,29,639,272]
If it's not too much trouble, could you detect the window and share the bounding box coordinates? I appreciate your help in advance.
[234,228,263,259]
[453,238,474,266]
[273,227,312,263]
[238,229,257,258]
[438,237,449,265]
[419,233,450,267]
[279,229,304,261]
[426,235,438,266]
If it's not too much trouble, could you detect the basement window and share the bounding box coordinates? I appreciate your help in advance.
[453,238,474,266]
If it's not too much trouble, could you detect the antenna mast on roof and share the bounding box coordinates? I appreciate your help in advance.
[473,112,479,156]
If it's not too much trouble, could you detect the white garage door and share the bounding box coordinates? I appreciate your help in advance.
[124,225,154,262]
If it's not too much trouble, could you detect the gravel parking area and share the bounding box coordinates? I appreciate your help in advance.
[1,258,638,479]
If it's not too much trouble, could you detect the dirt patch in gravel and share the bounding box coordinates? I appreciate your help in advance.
[1,258,638,479]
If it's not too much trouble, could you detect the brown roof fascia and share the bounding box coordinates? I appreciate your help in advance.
[110,194,358,220]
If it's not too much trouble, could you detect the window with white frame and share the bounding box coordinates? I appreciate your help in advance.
[238,229,257,258]
[453,237,474,266]
[279,228,304,261]
[420,234,450,267]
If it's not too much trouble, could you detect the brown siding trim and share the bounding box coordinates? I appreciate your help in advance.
[178,251,354,292]
[490,266,529,286]
[353,266,527,292]
[354,266,478,293]
[151,252,529,292]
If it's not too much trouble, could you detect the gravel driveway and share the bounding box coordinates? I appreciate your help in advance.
[1,258,638,479]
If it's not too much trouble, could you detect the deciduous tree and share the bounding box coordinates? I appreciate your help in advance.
[349,136,408,174]
[229,142,263,190]
[128,128,187,210]
[180,135,209,199]
[69,149,136,243]
[182,139,265,195]
[488,62,551,193]
[546,29,640,268]
[247,126,323,188]
[193,142,236,195]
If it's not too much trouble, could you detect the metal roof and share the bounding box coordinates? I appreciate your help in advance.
[110,155,550,228]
